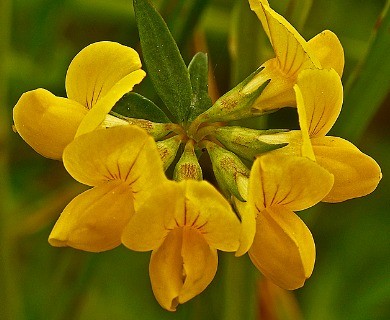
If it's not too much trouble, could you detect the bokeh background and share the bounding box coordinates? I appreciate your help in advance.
[1,0,389,319]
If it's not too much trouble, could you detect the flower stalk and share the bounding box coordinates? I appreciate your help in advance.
[0,0,23,319]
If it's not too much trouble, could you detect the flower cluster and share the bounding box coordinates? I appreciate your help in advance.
[13,0,381,312]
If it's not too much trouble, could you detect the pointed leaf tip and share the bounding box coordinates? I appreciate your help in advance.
[133,0,192,124]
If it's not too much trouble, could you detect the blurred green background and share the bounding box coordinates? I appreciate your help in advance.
[1,0,389,319]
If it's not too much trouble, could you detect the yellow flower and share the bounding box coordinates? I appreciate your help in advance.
[240,153,334,290]
[13,41,146,159]
[122,180,241,311]
[48,125,166,252]
[245,0,344,112]
[193,0,344,124]
[260,68,382,202]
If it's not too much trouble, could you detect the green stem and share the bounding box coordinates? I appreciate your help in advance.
[0,1,23,320]
[48,252,99,320]
[187,113,205,139]
[221,253,259,320]
[333,1,390,143]
[194,122,222,142]
[285,0,313,32]
[230,0,265,87]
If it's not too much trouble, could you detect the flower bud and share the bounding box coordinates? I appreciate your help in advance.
[156,135,182,170]
[195,67,270,124]
[105,114,173,140]
[214,126,288,160]
[173,141,203,181]
[206,141,250,201]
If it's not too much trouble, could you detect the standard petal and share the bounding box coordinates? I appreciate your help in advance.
[122,181,184,252]
[249,0,319,77]
[126,128,168,208]
[48,180,134,252]
[296,68,343,137]
[249,153,334,211]
[123,180,241,253]
[183,180,241,252]
[149,227,184,312]
[308,30,345,77]
[63,126,165,194]
[76,69,146,137]
[179,227,218,305]
[312,136,382,202]
[66,41,142,108]
[13,88,87,159]
[249,205,315,290]
[245,0,320,112]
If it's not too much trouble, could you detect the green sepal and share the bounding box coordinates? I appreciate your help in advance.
[206,141,250,202]
[111,92,170,123]
[156,135,182,171]
[133,0,192,124]
[187,52,212,121]
[215,126,288,161]
[196,67,271,123]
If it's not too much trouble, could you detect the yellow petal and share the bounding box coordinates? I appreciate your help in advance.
[308,30,345,77]
[249,153,334,211]
[179,227,218,305]
[249,205,315,290]
[76,69,146,137]
[245,59,298,111]
[66,41,142,108]
[149,227,183,311]
[13,89,87,159]
[312,136,382,202]
[234,197,256,257]
[246,0,322,112]
[249,0,320,77]
[258,130,302,157]
[123,180,241,253]
[149,227,218,311]
[128,129,169,209]
[48,180,133,252]
[294,84,315,160]
[63,126,166,205]
[122,181,184,251]
[183,180,241,252]
[296,68,343,137]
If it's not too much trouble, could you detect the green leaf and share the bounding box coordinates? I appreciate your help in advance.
[333,1,390,143]
[187,52,212,121]
[111,92,170,123]
[133,0,192,124]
